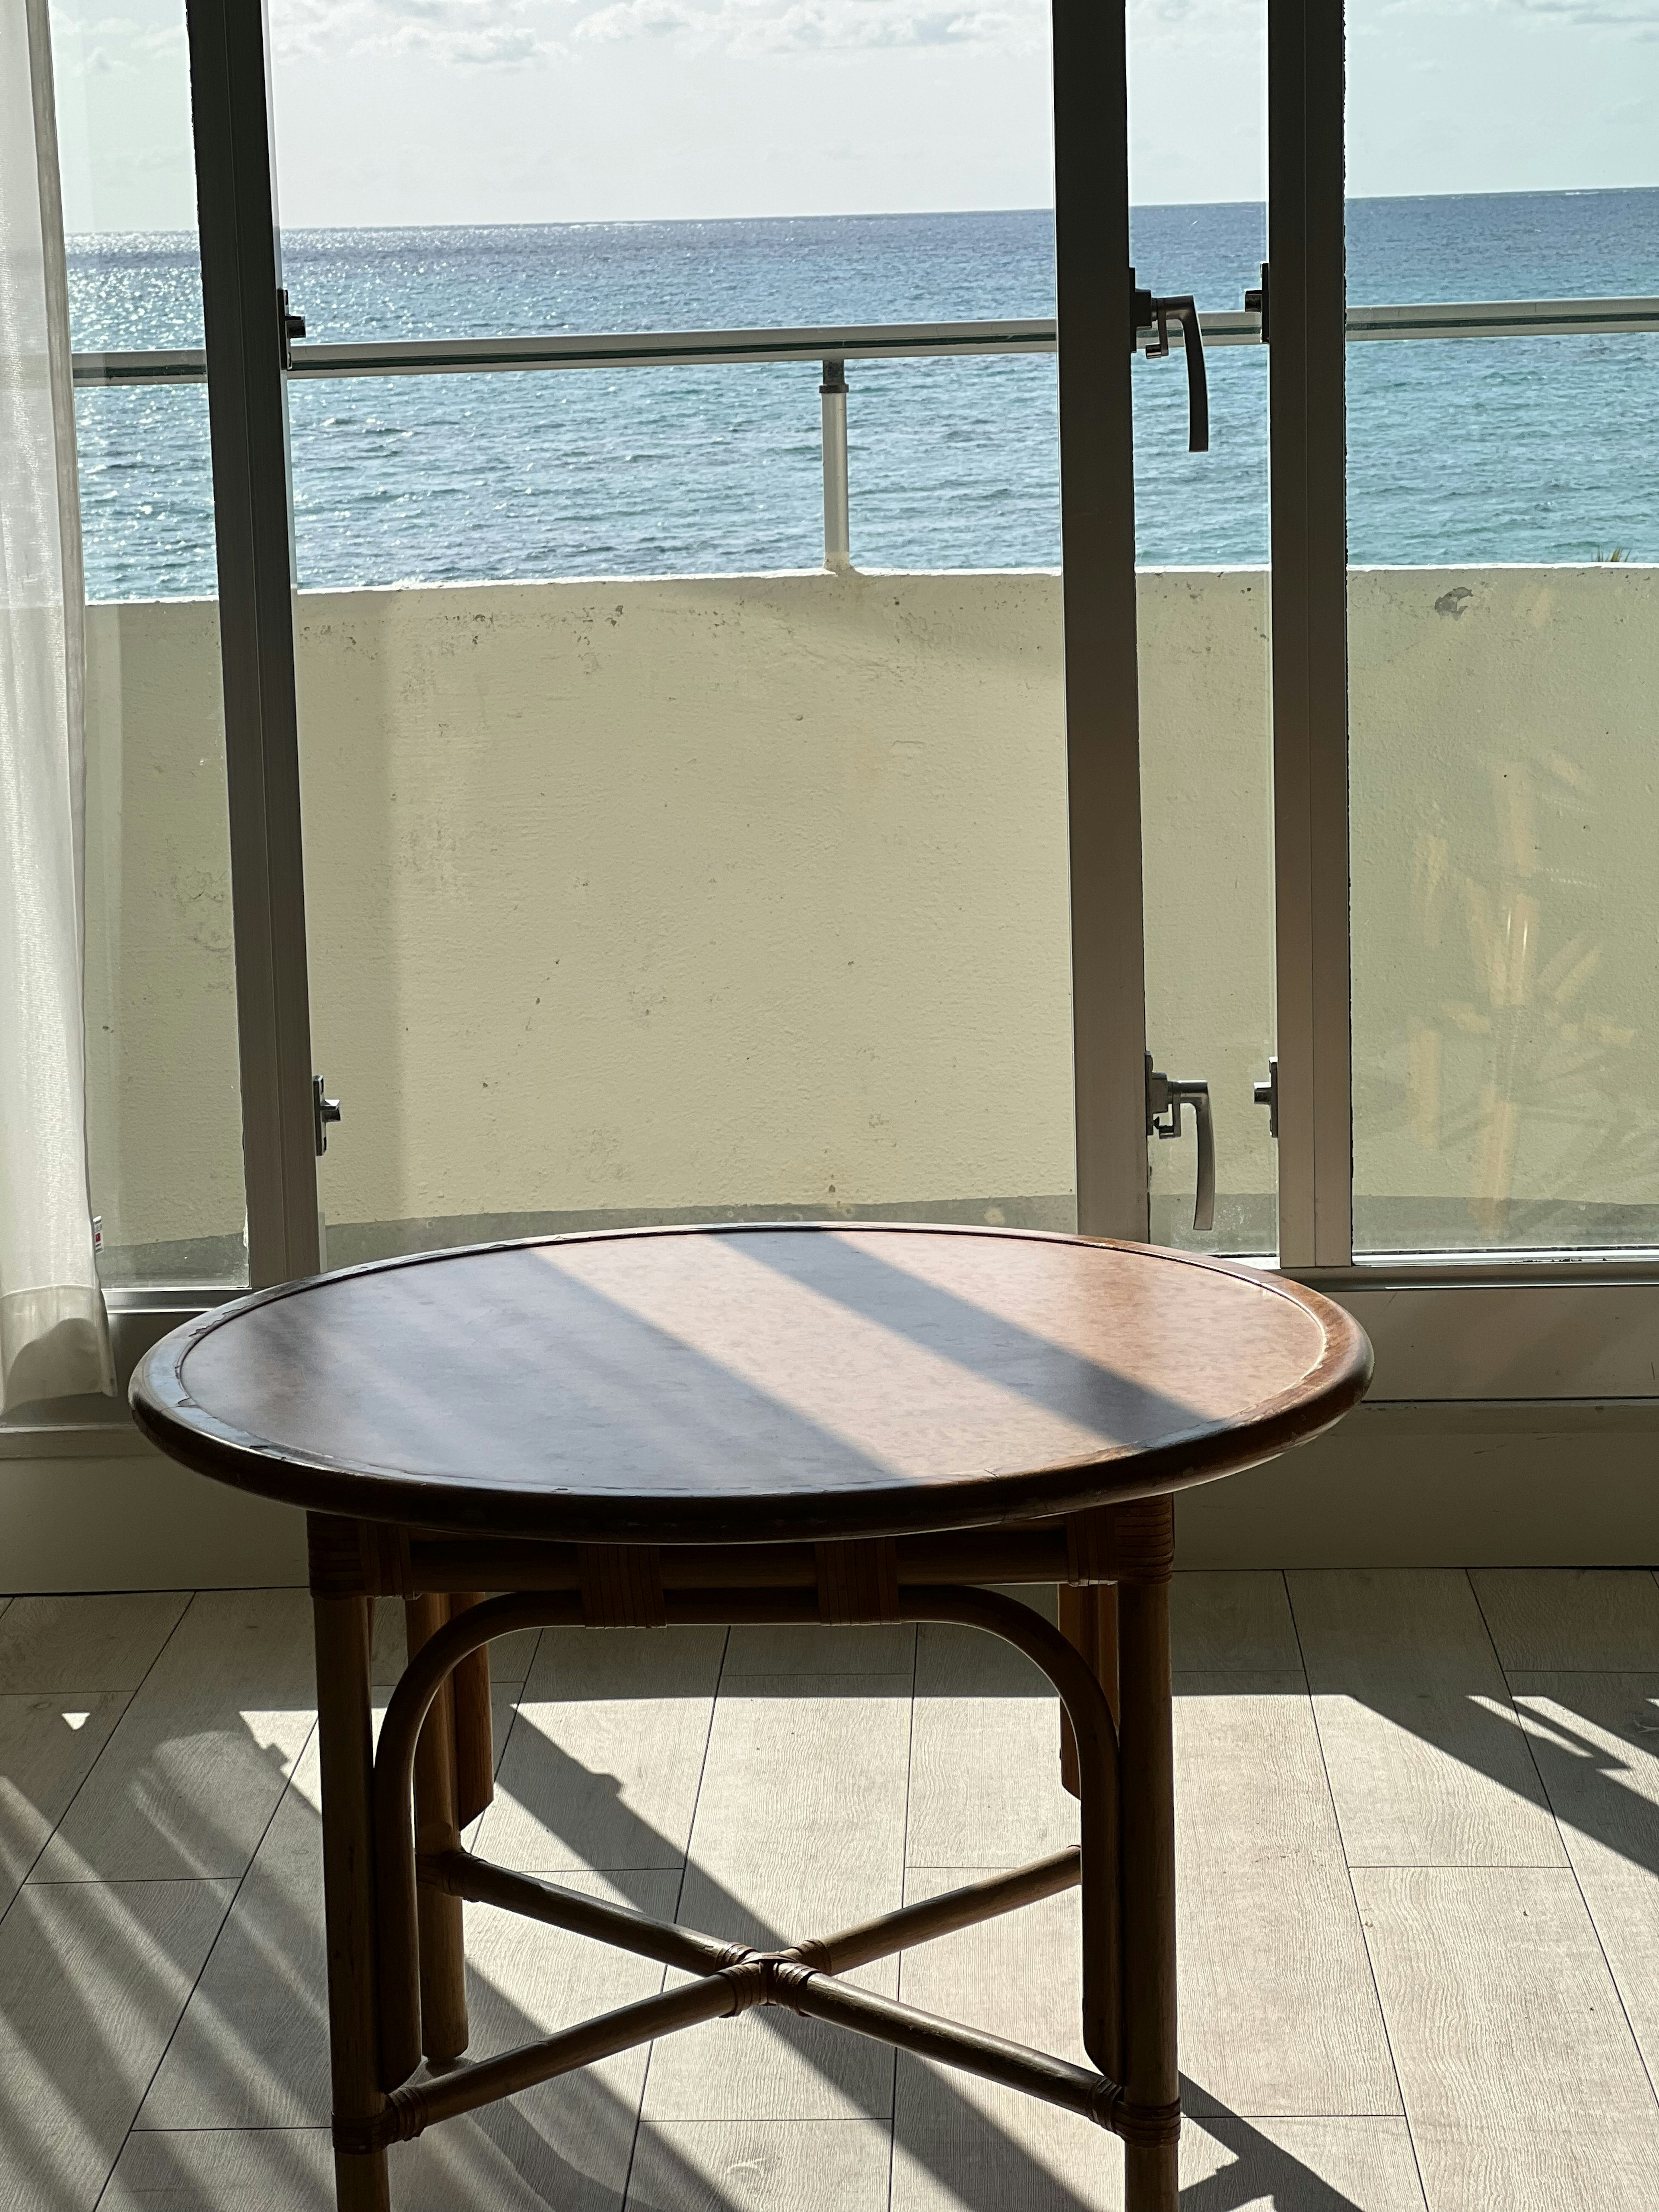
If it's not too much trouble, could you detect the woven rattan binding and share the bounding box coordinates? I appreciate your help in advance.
[307,1513,411,1597]
[814,1538,901,1623]
[577,1544,667,1627]
[1065,1497,1175,1587]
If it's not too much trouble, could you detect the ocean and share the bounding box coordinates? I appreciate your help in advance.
[69,191,1659,601]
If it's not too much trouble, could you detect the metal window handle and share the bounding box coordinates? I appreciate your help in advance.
[313,1074,341,1156]
[278,288,306,370]
[1144,295,1209,454]
[1244,262,1269,345]
[1253,1057,1279,1138]
[1146,1056,1215,1233]
[1130,275,1209,454]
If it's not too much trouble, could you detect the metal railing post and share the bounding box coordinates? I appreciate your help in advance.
[820,359,850,571]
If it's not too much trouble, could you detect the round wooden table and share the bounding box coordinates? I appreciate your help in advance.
[132,1223,1370,2212]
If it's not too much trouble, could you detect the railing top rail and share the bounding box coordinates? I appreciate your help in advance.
[71,295,1659,388]
[74,318,1060,387]
[1345,297,1659,340]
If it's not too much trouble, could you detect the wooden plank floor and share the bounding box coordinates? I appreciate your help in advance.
[2,1572,1658,2208]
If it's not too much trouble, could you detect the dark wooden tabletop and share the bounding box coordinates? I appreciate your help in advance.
[130,1224,1371,1545]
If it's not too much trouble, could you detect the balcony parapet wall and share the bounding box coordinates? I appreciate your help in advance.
[81,564,1659,1278]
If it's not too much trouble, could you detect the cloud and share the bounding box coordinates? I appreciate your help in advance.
[264,0,1056,64]
[1366,0,1659,24]
[52,8,188,60]
[1506,0,1659,23]
[450,21,545,55]
[269,0,559,65]
[574,0,700,35]
[572,0,1042,51]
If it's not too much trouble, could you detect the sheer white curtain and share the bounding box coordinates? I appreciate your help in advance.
[0,0,115,1408]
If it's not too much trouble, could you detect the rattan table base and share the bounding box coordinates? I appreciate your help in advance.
[306,1500,1181,2212]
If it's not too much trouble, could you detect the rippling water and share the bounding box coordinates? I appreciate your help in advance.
[69,191,1659,600]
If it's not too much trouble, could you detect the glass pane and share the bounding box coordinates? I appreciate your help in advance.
[51,5,248,1288]
[299,571,1076,1265]
[1348,2,1659,1254]
[1132,0,1277,1255]
[271,25,1078,1263]
[280,218,1064,582]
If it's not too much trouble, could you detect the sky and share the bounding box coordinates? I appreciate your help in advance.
[47,0,1659,235]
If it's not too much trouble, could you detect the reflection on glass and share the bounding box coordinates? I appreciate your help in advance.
[1352,556,1659,1253]
[53,3,248,1287]
[1142,570,1276,1256]
[1131,8,1275,1256]
[82,577,246,1285]
[1348,0,1659,1253]
[301,569,1077,1264]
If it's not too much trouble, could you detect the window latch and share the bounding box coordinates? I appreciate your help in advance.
[1253,1057,1279,1139]
[313,1075,342,1157]
[1244,261,1269,345]
[279,288,306,371]
[1146,1054,1215,1233]
[1131,271,1210,454]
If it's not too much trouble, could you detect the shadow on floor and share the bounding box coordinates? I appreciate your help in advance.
[0,1603,1411,2209]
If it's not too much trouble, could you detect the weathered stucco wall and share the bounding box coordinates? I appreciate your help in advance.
[82,563,1659,1276]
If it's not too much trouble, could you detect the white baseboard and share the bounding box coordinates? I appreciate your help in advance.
[1,1400,1654,1592]
[1177,1398,1659,1568]
[0,1432,306,1592]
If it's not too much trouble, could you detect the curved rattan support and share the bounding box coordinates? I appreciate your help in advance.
[895,1586,1122,2079]
[372,1580,1123,2093]
[375,1591,584,2086]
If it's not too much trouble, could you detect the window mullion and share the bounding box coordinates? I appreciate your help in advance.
[1268,0,1352,1270]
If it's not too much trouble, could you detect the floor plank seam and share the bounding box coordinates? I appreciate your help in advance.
[1488,1667,1659,2121]
[25,1869,289,1888]
[1457,1560,1655,2129]
[670,1626,729,1932]
[89,1592,318,2212]
[0,1588,195,1935]
[463,1618,538,1856]
[1467,1565,1576,1848]
[1341,1859,1577,1871]
[122,2122,328,2136]
[1281,1570,1427,2199]
[617,1627,728,2210]
[1190,2109,1425,2123]
[885,1625,922,2212]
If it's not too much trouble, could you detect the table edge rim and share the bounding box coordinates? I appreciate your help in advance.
[128,1221,1374,1543]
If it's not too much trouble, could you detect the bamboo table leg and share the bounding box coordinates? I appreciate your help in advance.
[448,1592,495,1831]
[404,1593,469,2063]
[1058,1581,1119,1796]
[312,1592,391,2212]
[1117,1501,1179,2212]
